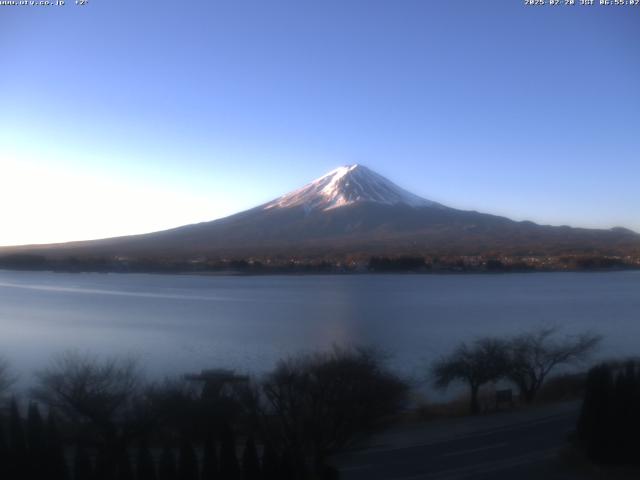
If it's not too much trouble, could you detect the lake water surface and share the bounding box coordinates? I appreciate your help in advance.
[1,270,639,389]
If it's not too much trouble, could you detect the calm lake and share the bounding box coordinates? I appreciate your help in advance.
[1,269,639,391]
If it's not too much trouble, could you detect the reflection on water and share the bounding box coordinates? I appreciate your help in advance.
[0,270,639,390]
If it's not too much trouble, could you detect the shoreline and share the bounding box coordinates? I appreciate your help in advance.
[1,265,639,277]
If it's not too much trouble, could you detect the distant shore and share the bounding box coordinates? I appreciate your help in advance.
[0,254,640,276]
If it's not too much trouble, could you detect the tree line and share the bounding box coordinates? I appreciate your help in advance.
[2,253,635,275]
[0,348,408,480]
[576,359,640,466]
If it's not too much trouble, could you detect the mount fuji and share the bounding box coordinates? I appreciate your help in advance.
[2,165,639,261]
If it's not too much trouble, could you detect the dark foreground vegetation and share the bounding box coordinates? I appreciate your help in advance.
[0,348,408,480]
[575,359,640,467]
[1,252,638,275]
[0,328,609,479]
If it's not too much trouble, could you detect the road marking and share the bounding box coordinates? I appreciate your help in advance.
[440,442,508,457]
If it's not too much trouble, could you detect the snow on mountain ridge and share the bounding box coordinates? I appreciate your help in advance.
[263,164,441,212]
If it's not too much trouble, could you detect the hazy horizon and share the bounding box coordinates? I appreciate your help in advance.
[2,1,639,246]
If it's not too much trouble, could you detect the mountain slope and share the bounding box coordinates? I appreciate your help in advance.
[1,165,639,260]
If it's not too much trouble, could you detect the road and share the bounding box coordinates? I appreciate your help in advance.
[334,401,583,480]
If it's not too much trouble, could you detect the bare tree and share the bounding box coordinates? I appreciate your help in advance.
[256,347,408,476]
[33,351,142,424]
[432,337,510,414]
[506,327,601,403]
[32,351,145,474]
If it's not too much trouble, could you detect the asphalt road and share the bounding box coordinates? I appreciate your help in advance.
[335,402,582,480]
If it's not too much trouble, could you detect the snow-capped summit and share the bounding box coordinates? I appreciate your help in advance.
[263,164,441,211]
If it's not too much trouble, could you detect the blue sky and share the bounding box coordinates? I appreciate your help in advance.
[1,0,638,245]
